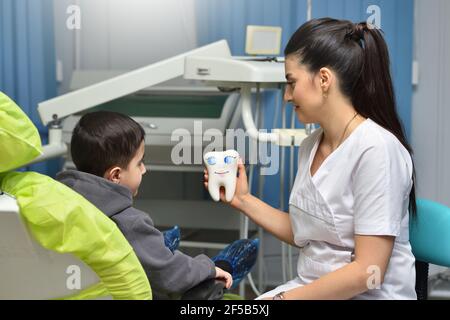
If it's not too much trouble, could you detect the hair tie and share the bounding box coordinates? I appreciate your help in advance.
[345,23,367,43]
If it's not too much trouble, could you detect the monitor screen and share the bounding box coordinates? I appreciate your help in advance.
[245,25,282,56]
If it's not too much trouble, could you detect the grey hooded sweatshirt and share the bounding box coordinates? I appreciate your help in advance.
[56,170,216,299]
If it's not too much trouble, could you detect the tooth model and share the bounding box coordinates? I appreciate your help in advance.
[204,150,239,202]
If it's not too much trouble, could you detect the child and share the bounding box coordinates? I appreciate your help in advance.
[57,111,256,299]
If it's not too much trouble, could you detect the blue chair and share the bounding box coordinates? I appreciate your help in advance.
[410,199,450,300]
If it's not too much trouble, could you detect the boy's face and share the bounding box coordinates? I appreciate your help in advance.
[105,141,147,196]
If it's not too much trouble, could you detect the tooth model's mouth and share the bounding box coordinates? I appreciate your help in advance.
[214,171,230,175]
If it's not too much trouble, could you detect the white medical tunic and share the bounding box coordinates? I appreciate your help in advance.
[258,119,417,300]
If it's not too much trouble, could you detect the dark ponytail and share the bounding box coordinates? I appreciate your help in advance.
[285,18,417,216]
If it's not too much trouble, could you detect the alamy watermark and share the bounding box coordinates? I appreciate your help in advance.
[366,265,382,290]
[66,265,81,290]
[171,122,280,176]
[367,5,382,29]
[66,5,81,30]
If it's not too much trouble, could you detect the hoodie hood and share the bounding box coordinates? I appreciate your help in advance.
[56,170,133,218]
[0,92,42,172]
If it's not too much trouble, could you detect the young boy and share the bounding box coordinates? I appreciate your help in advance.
[56,111,239,299]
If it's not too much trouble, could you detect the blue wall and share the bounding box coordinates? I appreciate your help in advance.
[0,0,60,176]
[196,0,414,208]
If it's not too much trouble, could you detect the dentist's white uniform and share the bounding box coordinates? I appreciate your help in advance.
[258,119,417,300]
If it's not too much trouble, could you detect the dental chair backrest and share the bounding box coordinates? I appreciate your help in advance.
[0,92,151,300]
[0,192,101,299]
[410,199,450,300]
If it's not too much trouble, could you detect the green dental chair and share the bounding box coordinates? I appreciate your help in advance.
[0,92,151,300]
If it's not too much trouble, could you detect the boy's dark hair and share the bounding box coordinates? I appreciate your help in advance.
[71,111,145,177]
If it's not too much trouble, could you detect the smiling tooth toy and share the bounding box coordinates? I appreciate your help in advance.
[204,150,239,202]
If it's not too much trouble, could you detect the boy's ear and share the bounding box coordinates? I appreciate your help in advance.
[104,167,122,184]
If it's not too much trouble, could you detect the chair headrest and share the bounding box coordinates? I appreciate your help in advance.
[0,92,42,172]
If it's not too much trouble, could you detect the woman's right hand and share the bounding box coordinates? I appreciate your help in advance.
[203,158,250,210]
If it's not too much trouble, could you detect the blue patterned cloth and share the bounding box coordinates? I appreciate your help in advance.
[163,225,180,253]
[213,239,259,289]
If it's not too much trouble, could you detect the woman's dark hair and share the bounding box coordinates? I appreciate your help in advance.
[285,18,417,216]
[71,111,145,177]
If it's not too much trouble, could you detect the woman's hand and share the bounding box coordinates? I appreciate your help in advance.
[203,158,250,210]
[214,267,233,289]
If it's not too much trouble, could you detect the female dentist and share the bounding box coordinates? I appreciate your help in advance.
[204,18,417,300]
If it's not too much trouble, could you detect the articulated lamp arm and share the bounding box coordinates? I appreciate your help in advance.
[240,86,308,147]
[32,41,232,164]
